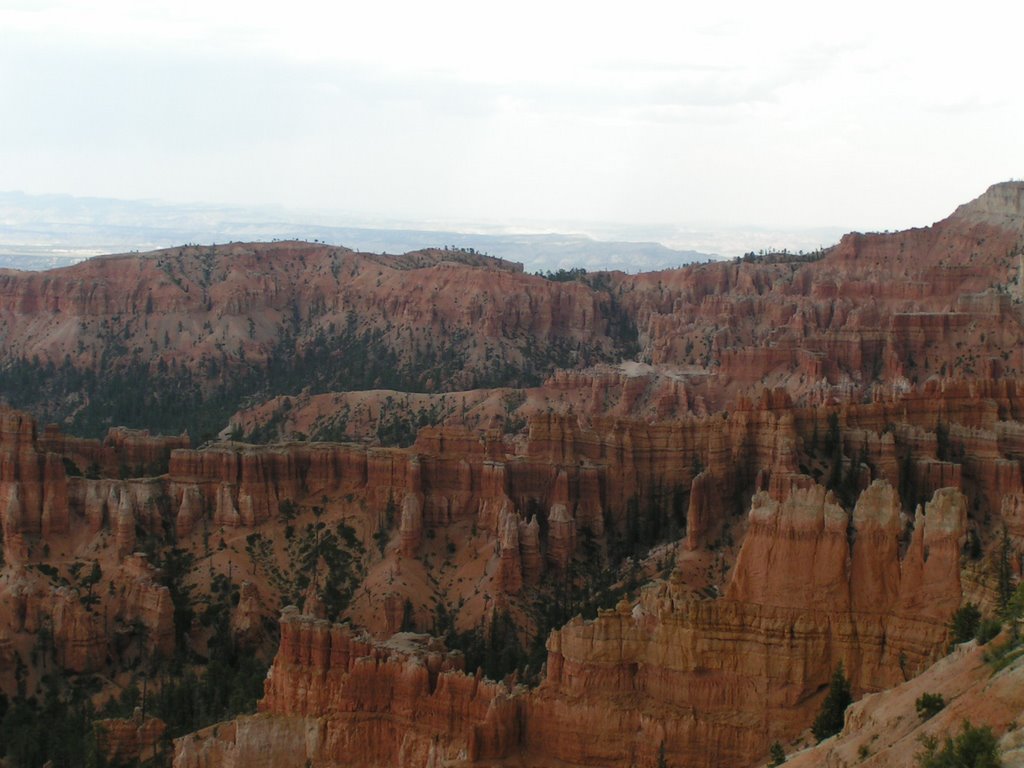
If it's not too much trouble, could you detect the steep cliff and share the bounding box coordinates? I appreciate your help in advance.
[783,639,1024,767]
[173,480,970,768]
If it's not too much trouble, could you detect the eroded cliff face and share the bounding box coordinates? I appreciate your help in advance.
[0,553,174,676]
[95,712,167,766]
[532,482,966,768]
[173,480,968,768]
[783,640,1024,767]
[617,183,1024,406]
[0,243,633,444]
[2,369,1021,689]
[175,610,521,768]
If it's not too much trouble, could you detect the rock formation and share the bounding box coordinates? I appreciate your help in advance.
[3,183,1024,767]
[95,712,167,766]
[174,479,969,768]
[784,641,1024,767]
[175,610,522,767]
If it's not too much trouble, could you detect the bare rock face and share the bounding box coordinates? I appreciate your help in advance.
[2,483,29,564]
[0,409,67,563]
[0,552,174,675]
[612,183,1024,406]
[1001,492,1024,541]
[896,487,968,621]
[174,716,313,768]
[215,482,242,527]
[117,554,176,660]
[48,587,107,672]
[175,483,204,538]
[177,474,968,768]
[115,488,137,558]
[38,422,188,479]
[534,482,966,768]
[725,484,851,610]
[951,180,1024,226]
[518,515,543,586]
[398,492,424,558]
[231,581,268,649]
[728,480,966,624]
[546,502,575,571]
[848,480,903,613]
[192,610,522,768]
[684,469,715,551]
[82,480,108,533]
[0,408,184,566]
[495,510,523,595]
[95,713,167,766]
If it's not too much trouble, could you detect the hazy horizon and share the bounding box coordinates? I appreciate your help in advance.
[0,188,855,272]
[3,1,1022,238]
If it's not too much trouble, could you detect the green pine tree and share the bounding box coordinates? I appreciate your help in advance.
[812,663,852,742]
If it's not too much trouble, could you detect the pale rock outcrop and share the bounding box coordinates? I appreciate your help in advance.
[115,489,137,559]
[495,510,523,595]
[398,492,424,558]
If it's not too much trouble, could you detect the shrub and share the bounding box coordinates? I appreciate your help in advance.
[916,720,1001,767]
[278,499,297,522]
[976,618,1002,646]
[812,664,852,742]
[915,692,945,720]
[769,741,786,766]
[950,603,982,645]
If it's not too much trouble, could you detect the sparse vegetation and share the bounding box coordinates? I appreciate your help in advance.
[950,603,982,645]
[915,692,946,720]
[976,617,1002,646]
[0,265,636,441]
[247,516,364,616]
[916,720,1002,767]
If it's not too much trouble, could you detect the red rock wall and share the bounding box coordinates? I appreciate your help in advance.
[184,478,968,768]
[260,610,521,765]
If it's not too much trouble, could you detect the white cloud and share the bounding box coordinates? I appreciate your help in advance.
[1,0,1023,232]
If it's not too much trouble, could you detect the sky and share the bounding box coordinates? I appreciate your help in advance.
[2,0,1023,237]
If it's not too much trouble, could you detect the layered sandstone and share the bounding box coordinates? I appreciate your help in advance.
[3,367,1021,650]
[95,711,168,766]
[0,242,626,426]
[175,479,970,768]
[784,640,1024,767]
[0,553,173,674]
[2,184,1023,447]
[532,483,966,768]
[258,610,518,765]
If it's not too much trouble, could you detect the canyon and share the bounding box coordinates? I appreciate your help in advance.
[0,182,1022,766]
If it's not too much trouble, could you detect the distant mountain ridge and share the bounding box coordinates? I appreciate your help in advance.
[0,190,715,273]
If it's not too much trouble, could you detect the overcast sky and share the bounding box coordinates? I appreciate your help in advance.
[2,0,1022,236]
